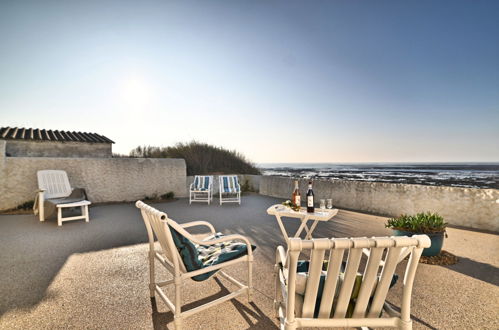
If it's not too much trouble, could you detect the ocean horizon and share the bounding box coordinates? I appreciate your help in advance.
[257,162,499,189]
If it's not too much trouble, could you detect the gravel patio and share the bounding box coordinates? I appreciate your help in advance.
[0,194,497,329]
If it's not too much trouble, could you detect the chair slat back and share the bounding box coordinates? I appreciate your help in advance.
[220,175,239,192]
[37,170,72,199]
[286,235,430,321]
[352,247,384,318]
[136,201,187,273]
[193,175,212,190]
[317,248,345,318]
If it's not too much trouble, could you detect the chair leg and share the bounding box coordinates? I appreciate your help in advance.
[173,317,182,330]
[399,319,412,330]
[174,276,182,329]
[83,205,89,222]
[284,320,297,330]
[248,259,253,302]
[39,206,45,222]
[274,264,280,317]
[38,192,45,222]
[57,208,62,226]
[148,251,155,297]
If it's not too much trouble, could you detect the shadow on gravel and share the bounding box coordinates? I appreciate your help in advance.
[150,278,278,329]
[444,256,499,286]
[385,301,438,330]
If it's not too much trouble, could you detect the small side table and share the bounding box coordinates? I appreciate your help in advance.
[267,204,339,243]
[56,200,91,226]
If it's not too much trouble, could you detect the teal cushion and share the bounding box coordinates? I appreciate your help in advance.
[295,260,398,318]
[169,226,204,271]
[169,227,256,282]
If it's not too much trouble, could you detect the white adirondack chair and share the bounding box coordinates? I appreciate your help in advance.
[219,175,241,205]
[34,170,91,226]
[136,201,254,329]
[189,175,213,204]
[274,235,431,330]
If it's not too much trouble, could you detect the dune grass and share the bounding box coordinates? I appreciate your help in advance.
[127,141,261,176]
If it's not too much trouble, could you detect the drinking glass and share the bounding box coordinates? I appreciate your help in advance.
[327,199,333,209]
[320,199,326,209]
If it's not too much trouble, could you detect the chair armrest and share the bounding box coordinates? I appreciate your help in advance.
[189,234,254,257]
[180,221,216,235]
[276,245,287,268]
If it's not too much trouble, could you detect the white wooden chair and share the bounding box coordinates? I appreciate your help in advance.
[189,175,213,204]
[136,201,254,329]
[274,235,431,330]
[219,175,241,205]
[34,170,91,226]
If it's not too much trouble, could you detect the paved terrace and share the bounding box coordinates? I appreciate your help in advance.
[0,194,498,329]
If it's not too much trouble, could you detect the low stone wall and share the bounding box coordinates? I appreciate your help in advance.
[0,145,187,211]
[259,176,499,232]
[186,174,261,194]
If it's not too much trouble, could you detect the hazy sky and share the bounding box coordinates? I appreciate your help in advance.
[1,0,498,163]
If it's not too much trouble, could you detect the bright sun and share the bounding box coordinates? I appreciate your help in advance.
[120,76,152,106]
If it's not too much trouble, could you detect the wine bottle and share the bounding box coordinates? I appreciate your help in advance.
[306,181,314,213]
[292,180,301,207]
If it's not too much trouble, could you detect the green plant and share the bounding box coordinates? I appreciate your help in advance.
[161,192,175,199]
[241,179,254,193]
[385,212,447,233]
[16,200,34,210]
[143,194,157,201]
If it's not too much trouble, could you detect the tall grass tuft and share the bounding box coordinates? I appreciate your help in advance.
[129,141,261,176]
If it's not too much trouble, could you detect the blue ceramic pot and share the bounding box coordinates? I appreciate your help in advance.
[393,230,445,257]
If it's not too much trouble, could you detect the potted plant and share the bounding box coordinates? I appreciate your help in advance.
[385,212,448,257]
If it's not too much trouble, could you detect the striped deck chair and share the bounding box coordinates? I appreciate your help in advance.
[274,235,430,330]
[136,201,255,329]
[189,175,213,205]
[219,175,241,205]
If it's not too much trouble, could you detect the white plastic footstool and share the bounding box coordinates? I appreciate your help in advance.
[56,200,91,226]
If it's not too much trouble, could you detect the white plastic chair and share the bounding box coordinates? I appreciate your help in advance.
[34,170,91,226]
[274,235,431,330]
[189,175,213,204]
[219,175,241,205]
[136,201,254,329]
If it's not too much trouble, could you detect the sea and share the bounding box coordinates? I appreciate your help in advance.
[258,163,499,189]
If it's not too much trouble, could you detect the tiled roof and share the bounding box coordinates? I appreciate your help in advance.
[0,127,114,144]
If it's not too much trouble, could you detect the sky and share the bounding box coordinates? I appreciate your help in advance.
[1,0,498,163]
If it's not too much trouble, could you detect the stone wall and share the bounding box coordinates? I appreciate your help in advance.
[5,140,112,158]
[259,176,499,232]
[0,143,187,211]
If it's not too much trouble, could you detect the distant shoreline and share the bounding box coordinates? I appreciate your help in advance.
[258,163,499,189]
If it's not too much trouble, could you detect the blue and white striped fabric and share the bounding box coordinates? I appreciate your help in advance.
[193,176,211,191]
[221,176,240,193]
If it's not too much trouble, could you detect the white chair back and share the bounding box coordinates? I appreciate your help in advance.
[219,175,240,193]
[278,235,430,328]
[136,200,187,273]
[192,175,213,190]
[37,170,72,199]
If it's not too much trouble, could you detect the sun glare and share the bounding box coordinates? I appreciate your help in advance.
[120,76,152,106]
